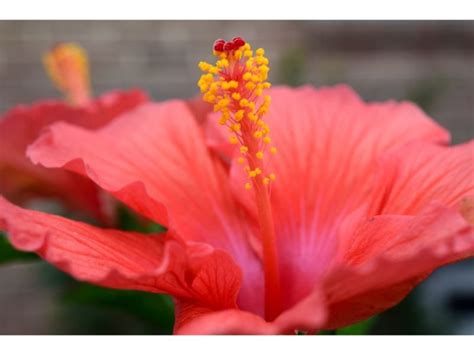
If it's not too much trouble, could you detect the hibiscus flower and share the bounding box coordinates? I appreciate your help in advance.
[0,43,148,222]
[0,38,472,334]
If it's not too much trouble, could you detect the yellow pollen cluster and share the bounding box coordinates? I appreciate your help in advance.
[198,40,277,190]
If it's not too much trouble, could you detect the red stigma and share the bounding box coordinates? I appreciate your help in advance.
[223,41,235,51]
[232,37,245,48]
[214,37,246,53]
[213,39,225,52]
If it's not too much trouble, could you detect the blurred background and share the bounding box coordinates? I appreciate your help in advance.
[0,20,473,334]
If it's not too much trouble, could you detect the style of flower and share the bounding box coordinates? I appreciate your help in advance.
[0,43,148,222]
[0,38,473,334]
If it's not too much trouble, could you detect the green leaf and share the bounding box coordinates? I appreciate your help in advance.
[318,329,337,335]
[116,205,166,234]
[0,232,39,264]
[61,283,175,334]
[336,316,377,335]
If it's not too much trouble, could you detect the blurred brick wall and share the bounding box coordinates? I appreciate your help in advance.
[0,21,473,141]
[0,21,473,334]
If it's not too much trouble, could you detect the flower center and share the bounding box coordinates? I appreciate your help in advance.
[198,37,282,321]
[43,42,92,106]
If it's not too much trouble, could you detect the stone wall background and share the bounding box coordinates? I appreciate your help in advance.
[0,21,473,334]
[1,21,473,141]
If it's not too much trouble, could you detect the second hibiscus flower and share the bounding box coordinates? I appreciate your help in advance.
[0,43,148,223]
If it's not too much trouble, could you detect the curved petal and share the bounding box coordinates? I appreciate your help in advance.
[367,140,474,216]
[0,89,148,221]
[325,202,474,329]
[0,196,241,311]
[174,305,277,335]
[228,85,450,311]
[27,100,264,315]
[174,286,327,334]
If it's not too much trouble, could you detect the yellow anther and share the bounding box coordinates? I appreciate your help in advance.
[232,92,241,101]
[218,116,228,125]
[229,80,239,89]
[234,50,243,60]
[203,93,216,103]
[256,48,265,56]
[258,106,268,115]
[251,74,260,82]
[256,151,264,160]
[210,82,220,90]
[237,157,245,164]
[249,170,257,178]
[254,131,263,139]
[248,112,258,121]
[217,59,229,68]
[244,50,253,57]
[198,61,211,71]
[198,83,208,93]
[255,167,262,175]
[263,177,270,185]
[256,56,269,65]
[263,82,272,89]
[270,147,277,154]
[239,98,249,107]
[263,136,271,144]
[235,110,245,121]
[209,66,219,74]
[245,82,256,90]
[214,98,230,111]
[240,146,249,154]
[231,123,241,132]
[221,82,231,90]
[269,173,276,181]
[229,136,239,144]
[243,72,252,81]
[245,182,252,190]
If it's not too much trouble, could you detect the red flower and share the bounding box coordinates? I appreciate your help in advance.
[0,43,148,222]
[1,39,473,334]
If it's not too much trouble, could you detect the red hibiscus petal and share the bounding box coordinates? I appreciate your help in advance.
[174,286,327,334]
[367,140,474,216]
[27,100,264,315]
[326,202,474,329]
[228,85,450,311]
[174,305,277,335]
[0,89,148,221]
[0,196,242,310]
